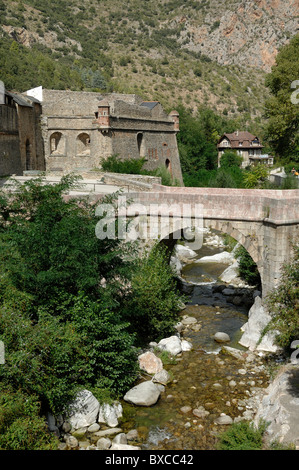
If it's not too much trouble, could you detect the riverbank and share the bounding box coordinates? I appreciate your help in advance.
[52,231,298,450]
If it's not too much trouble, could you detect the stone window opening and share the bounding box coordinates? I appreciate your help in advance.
[76,133,91,156]
[137,132,146,158]
[165,158,172,174]
[50,132,65,156]
[25,139,32,170]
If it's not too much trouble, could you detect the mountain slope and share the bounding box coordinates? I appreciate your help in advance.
[0,0,298,123]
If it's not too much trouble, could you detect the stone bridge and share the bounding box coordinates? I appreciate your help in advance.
[116,185,299,297]
[2,176,299,297]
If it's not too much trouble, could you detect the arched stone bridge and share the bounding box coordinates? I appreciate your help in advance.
[117,185,299,297]
[3,176,299,298]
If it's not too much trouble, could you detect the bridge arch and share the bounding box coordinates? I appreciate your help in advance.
[158,218,262,291]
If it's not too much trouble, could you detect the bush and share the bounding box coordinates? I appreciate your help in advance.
[217,420,268,450]
[0,386,58,450]
[265,243,299,349]
[101,154,146,174]
[123,245,182,344]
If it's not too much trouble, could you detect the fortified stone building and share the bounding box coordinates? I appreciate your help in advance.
[0,81,183,184]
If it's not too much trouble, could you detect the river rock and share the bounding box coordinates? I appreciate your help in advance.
[126,429,139,441]
[239,296,280,352]
[214,414,233,425]
[195,251,235,264]
[68,389,100,430]
[180,406,192,413]
[123,380,161,406]
[94,427,122,438]
[170,256,182,275]
[192,406,210,418]
[253,364,299,447]
[153,368,172,385]
[157,335,182,356]
[64,434,78,449]
[98,401,123,428]
[181,315,197,325]
[214,332,230,343]
[219,261,240,283]
[110,443,141,450]
[181,339,192,351]
[88,423,100,433]
[97,437,112,450]
[113,433,127,445]
[138,351,163,374]
[175,244,198,259]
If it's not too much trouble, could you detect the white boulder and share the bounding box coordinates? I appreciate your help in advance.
[123,380,161,406]
[239,296,280,352]
[98,401,123,428]
[68,390,100,430]
[157,335,182,356]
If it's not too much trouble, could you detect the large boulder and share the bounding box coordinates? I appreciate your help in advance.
[175,244,198,260]
[157,335,182,356]
[138,351,163,375]
[195,250,235,265]
[68,390,100,430]
[98,402,123,428]
[123,380,161,406]
[253,364,299,448]
[219,261,240,283]
[239,296,280,352]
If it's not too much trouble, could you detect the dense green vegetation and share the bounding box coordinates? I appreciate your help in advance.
[265,243,299,350]
[0,176,182,449]
[217,420,268,450]
[265,34,299,164]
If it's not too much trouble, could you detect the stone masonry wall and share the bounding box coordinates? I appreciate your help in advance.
[0,104,22,175]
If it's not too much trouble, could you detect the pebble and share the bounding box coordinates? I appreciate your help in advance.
[214,414,233,425]
[180,406,192,414]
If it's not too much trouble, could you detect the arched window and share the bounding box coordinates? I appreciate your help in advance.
[137,132,146,158]
[76,133,91,156]
[165,158,171,172]
[50,132,65,156]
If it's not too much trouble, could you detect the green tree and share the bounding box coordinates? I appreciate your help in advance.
[220,150,243,168]
[123,245,182,344]
[265,242,299,349]
[264,33,299,163]
[242,164,269,188]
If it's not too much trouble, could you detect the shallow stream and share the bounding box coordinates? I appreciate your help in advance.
[120,243,269,450]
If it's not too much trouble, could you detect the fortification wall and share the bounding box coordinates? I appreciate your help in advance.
[0,104,22,175]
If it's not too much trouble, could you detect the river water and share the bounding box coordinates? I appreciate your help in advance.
[120,242,270,450]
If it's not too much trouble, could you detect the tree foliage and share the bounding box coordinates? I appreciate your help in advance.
[265,34,299,162]
[265,243,299,349]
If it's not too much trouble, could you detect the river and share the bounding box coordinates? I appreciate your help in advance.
[120,240,270,450]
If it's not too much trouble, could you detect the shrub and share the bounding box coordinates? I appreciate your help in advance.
[123,245,182,344]
[101,154,146,174]
[265,243,299,349]
[0,386,58,450]
[217,420,268,450]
